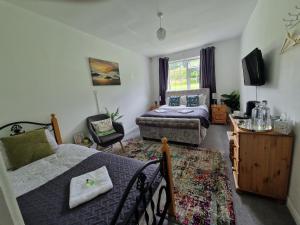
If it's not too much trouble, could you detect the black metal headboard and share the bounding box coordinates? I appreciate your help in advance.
[0,121,52,136]
[0,114,62,143]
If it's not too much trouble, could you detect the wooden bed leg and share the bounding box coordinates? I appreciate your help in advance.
[51,114,63,145]
[161,137,176,218]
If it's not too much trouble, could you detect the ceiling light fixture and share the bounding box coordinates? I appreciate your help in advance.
[157,12,166,40]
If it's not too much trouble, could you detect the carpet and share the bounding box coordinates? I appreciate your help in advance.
[114,139,235,225]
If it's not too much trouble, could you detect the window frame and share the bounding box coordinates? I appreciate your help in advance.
[167,57,201,91]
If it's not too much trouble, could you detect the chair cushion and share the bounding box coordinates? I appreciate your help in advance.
[91,118,116,136]
[97,129,116,137]
[100,133,123,144]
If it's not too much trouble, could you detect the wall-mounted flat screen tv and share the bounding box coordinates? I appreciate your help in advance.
[242,48,265,86]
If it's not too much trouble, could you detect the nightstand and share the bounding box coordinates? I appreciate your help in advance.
[211,104,228,124]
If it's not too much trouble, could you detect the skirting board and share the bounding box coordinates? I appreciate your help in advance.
[288,197,300,225]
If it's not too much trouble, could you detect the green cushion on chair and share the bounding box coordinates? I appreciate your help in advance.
[1,129,54,170]
[97,128,116,137]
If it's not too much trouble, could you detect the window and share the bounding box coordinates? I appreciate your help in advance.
[168,57,200,91]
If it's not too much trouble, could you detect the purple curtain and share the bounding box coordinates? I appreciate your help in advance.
[159,57,169,105]
[200,46,216,105]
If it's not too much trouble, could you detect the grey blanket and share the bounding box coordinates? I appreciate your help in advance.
[142,107,210,129]
[17,152,160,225]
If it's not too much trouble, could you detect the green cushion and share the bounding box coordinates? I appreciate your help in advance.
[97,128,116,137]
[1,129,54,170]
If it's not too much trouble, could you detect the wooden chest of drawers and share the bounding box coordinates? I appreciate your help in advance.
[211,104,227,124]
[229,115,294,200]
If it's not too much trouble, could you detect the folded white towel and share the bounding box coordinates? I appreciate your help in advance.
[69,166,113,208]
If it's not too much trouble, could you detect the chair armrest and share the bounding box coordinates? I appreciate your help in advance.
[87,122,101,144]
[113,121,124,134]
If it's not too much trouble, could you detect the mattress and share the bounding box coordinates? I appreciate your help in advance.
[8,144,165,225]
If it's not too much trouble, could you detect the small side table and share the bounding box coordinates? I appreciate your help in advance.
[211,104,228,124]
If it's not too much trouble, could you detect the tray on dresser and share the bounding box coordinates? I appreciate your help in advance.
[236,118,272,132]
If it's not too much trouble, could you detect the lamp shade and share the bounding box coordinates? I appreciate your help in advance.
[212,93,219,100]
[157,27,166,40]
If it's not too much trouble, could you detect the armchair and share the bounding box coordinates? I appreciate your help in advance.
[87,114,125,151]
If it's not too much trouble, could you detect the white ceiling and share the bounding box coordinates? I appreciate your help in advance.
[8,0,257,57]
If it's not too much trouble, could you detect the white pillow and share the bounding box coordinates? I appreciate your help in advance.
[92,118,114,133]
[180,95,187,105]
[45,129,58,151]
[199,94,207,105]
[0,140,12,170]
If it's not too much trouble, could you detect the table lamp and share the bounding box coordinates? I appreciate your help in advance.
[212,93,219,104]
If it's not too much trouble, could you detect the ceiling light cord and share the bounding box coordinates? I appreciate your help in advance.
[160,17,162,28]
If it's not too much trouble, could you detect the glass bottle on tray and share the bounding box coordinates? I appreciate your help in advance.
[251,102,260,130]
[262,100,271,130]
[251,101,271,131]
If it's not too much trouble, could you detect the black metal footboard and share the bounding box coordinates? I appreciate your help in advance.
[110,151,172,225]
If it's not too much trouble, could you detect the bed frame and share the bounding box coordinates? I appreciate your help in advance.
[137,89,210,146]
[111,137,176,224]
[0,114,176,225]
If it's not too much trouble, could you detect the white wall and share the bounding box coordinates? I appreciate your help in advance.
[150,37,241,102]
[240,0,300,224]
[0,2,152,223]
[0,1,152,142]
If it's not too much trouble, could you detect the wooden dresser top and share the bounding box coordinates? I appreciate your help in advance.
[229,114,293,137]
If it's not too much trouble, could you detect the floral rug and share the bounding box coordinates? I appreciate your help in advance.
[114,139,235,225]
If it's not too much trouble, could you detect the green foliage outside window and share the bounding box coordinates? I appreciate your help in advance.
[168,58,200,91]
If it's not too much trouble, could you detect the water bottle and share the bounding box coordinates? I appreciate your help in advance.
[251,102,260,129]
[262,100,271,129]
[257,102,264,130]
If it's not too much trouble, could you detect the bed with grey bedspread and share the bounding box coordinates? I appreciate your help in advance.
[136,89,210,146]
[17,151,161,225]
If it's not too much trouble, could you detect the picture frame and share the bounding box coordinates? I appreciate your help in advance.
[88,58,121,86]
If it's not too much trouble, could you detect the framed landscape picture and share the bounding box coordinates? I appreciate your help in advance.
[88,58,121,85]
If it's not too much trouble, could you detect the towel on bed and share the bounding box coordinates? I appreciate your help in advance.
[69,166,113,208]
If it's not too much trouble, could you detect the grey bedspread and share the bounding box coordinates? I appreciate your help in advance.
[17,152,160,225]
[142,107,210,129]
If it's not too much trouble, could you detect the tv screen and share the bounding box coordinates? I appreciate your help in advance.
[242,48,265,86]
